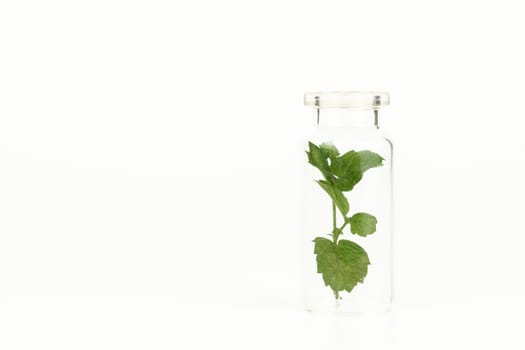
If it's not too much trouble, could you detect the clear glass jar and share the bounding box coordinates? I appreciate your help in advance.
[303,91,393,314]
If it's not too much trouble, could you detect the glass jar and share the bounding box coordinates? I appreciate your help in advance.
[303,91,393,314]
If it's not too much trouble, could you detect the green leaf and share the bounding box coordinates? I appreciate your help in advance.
[313,238,370,293]
[316,180,349,216]
[313,237,335,255]
[329,150,384,191]
[331,150,362,191]
[306,142,331,179]
[320,142,339,159]
[331,150,359,175]
[358,150,384,173]
[349,212,378,236]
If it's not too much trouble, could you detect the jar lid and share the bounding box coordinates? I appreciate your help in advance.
[304,91,390,109]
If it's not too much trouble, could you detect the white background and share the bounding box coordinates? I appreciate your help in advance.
[1,0,524,349]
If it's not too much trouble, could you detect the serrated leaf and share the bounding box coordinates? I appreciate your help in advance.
[316,180,349,216]
[320,142,339,159]
[349,212,377,236]
[306,142,332,179]
[331,150,362,191]
[313,238,370,293]
[331,150,359,176]
[333,176,362,192]
[358,150,384,172]
[313,237,335,255]
[330,150,384,191]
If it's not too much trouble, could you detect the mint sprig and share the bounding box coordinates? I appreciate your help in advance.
[306,141,384,299]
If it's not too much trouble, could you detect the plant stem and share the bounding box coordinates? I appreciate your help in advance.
[332,201,340,300]
[332,213,350,244]
[332,201,337,241]
[334,220,350,240]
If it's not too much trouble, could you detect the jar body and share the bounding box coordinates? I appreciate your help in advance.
[303,112,393,314]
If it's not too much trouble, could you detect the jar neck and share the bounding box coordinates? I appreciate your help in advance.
[316,108,379,129]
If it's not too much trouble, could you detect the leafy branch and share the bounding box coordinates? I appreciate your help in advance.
[306,141,383,299]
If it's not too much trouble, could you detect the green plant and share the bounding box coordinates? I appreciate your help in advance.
[306,141,384,299]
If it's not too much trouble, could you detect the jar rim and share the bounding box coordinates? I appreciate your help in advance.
[304,91,390,109]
